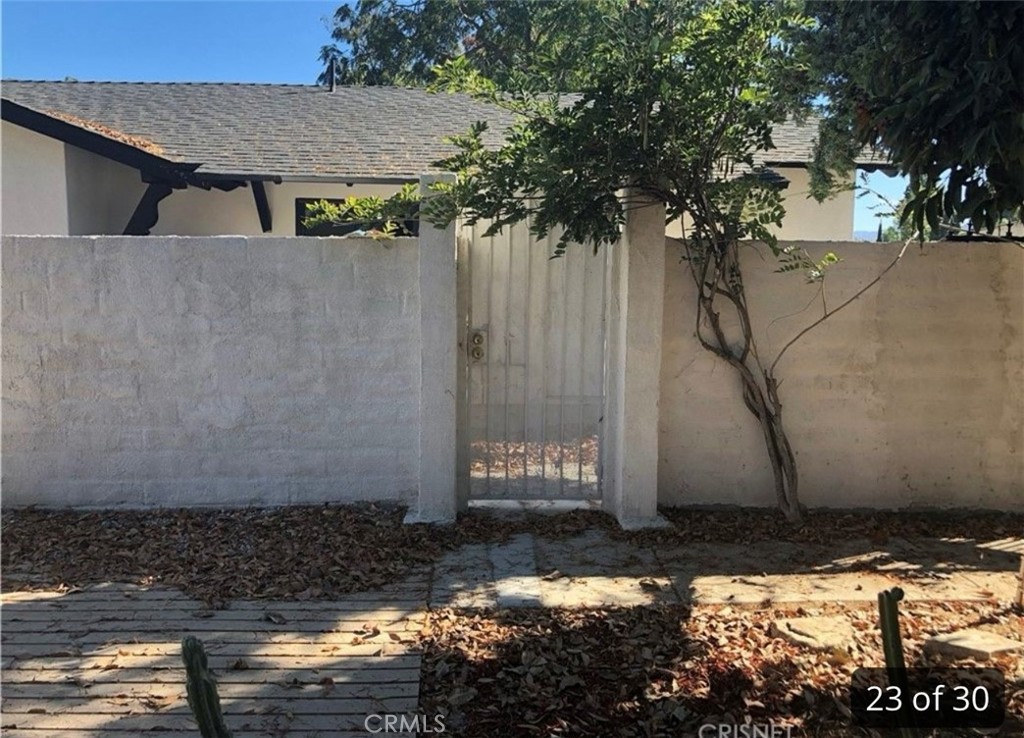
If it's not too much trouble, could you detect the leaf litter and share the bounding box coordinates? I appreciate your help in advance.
[419,602,1023,737]
[4,504,1019,606]
[3,499,1022,736]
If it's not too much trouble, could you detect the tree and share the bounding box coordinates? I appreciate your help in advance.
[318,0,599,90]
[804,1,1024,236]
[425,0,830,523]
[880,193,946,243]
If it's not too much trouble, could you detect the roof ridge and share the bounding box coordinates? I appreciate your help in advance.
[2,79,321,87]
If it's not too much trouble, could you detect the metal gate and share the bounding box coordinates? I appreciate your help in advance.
[461,219,608,500]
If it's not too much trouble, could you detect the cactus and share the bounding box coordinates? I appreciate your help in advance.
[877,587,914,737]
[181,636,232,738]
[878,586,907,673]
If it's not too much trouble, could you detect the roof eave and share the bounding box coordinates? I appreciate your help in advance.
[1,98,199,180]
[274,174,419,185]
[192,173,418,185]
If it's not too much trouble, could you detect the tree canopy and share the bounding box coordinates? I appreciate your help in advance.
[318,0,599,90]
[426,0,813,251]
[323,0,1024,236]
[805,0,1024,235]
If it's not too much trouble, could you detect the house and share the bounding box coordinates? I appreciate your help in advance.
[1,80,884,240]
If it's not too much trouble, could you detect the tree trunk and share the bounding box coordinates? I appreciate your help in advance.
[687,241,804,524]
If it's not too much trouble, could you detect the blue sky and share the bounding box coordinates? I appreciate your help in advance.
[1,1,903,233]
[1,1,337,83]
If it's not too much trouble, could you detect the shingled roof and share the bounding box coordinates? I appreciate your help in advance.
[1,80,885,181]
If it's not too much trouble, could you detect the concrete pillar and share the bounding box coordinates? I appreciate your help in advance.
[405,173,458,524]
[602,196,670,528]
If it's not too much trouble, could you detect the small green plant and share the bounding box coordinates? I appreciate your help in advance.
[182,636,232,738]
[877,587,914,738]
[303,183,420,238]
[775,245,841,283]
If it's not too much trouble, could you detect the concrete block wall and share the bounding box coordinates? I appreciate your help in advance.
[659,240,1024,511]
[2,235,421,507]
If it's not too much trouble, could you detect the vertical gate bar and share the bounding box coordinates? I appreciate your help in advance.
[597,243,609,497]
[522,214,532,490]
[504,224,513,488]
[456,230,470,505]
[577,246,588,494]
[540,229,551,491]
[558,239,570,497]
[468,224,481,500]
[484,225,494,497]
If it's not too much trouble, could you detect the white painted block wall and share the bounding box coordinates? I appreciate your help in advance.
[659,239,1024,511]
[2,235,421,507]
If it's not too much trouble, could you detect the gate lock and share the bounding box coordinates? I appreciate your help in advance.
[469,330,486,363]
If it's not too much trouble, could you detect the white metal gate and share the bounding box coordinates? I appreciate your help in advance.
[461,219,608,500]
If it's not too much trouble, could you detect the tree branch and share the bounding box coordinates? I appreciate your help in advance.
[769,237,911,375]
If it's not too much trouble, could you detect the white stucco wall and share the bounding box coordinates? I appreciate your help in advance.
[1,121,69,235]
[773,168,855,241]
[659,239,1024,511]
[64,144,148,235]
[666,167,855,242]
[2,235,421,508]
[152,182,404,236]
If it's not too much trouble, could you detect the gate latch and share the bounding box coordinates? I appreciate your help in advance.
[469,330,486,363]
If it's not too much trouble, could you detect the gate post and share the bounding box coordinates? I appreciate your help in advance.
[602,194,670,529]
[406,173,459,524]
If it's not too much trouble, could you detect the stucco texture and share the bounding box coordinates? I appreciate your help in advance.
[2,235,420,507]
[659,239,1024,511]
[1,121,69,235]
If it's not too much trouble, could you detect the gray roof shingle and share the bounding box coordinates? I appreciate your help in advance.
[1,80,885,180]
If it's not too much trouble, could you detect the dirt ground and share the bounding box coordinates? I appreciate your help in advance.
[419,601,1024,738]
[4,504,1022,737]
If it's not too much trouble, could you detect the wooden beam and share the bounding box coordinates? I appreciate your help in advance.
[252,180,272,232]
[123,182,175,236]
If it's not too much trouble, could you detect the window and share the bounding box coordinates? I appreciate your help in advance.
[294,198,361,237]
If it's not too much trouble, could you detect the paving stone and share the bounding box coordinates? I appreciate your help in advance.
[924,628,1024,661]
[430,544,497,608]
[686,572,895,606]
[770,616,854,651]
[658,541,807,576]
[490,534,543,608]
[535,529,658,577]
[539,574,679,608]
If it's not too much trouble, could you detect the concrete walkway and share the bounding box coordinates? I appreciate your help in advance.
[429,529,1023,609]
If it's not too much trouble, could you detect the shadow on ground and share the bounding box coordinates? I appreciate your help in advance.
[418,604,1024,738]
[0,584,425,737]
